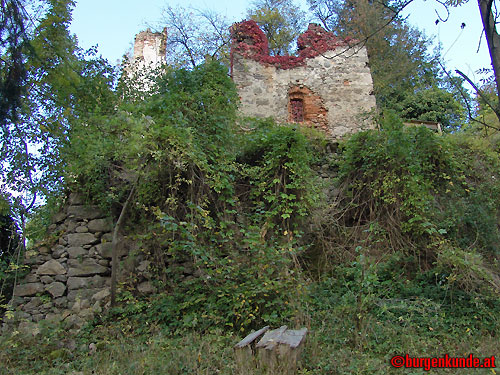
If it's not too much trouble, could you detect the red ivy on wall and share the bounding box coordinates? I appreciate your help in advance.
[230,20,354,71]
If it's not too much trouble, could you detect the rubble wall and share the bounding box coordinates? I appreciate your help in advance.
[231,21,377,138]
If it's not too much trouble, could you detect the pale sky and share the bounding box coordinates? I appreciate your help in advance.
[69,0,491,82]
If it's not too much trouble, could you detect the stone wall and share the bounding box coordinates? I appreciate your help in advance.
[2,194,114,332]
[231,21,377,138]
[2,192,203,333]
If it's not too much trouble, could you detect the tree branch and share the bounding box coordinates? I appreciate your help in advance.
[110,183,137,307]
[455,68,500,118]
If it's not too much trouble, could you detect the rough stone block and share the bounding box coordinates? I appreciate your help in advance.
[75,226,89,233]
[68,192,85,205]
[96,243,113,259]
[67,288,100,303]
[88,218,112,233]
[24,274,39,283]
[55,274,67,282]
[23,297,42,311]
[51,211,66,224]
[68,259,109,277]
[37,259,66,275]
[67,277,90,290]
[68,233,97,247]
[40,275,54,284]
[67,206,104,220]
[53,245,67,258]
[14,283,44,297]
[46,282,66,298]
[67,246,87,259]
[91,289,110,302]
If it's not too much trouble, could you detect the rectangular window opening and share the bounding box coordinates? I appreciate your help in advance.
[290,98,304,122]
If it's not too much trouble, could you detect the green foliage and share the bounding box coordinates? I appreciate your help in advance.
[308,0,468,128]
[399,87,466,130]
[238,118,320,230]
[2,3,500,374]
[337,114,449,244]
[306,112,500,304]
[1,0,117,208]
[67,61,318,333]
[247,0,307,55]
[0,0,30,126]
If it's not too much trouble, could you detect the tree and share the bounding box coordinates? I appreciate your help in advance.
[160,5,232,68]
[308,0,467,126]
[0,194,20,317]
[0,0,30,126]
[1,0,116,209]
[453,0,500,126]
[310,0,500,129]
[247,0,307,55]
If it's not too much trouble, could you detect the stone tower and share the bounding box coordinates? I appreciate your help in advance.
[132,28,167,67]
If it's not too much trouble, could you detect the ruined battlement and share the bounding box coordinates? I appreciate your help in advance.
[133,28,167,66]
[230,20,377,138]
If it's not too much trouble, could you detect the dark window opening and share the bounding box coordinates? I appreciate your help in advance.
[291,98,304,122]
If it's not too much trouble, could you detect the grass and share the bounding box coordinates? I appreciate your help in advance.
[1,284,498,375]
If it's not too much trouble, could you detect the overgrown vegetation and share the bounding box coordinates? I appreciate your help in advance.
[3,64,499,373]
[1,1,499,374]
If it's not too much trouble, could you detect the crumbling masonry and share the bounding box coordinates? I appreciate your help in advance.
[230,21,377,138]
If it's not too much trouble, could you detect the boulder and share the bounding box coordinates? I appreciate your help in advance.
[24,297,42,310]
[68,259,108,277]
[66,221,78,232]
[46,282,66,298]
[54,297,68,308]
[68,275,106,290]
[55,274,67,282]
[24,274,39,283]
[96,243,113,259]
[14,283,44,297]
[38,246,50,254]
[53,245,67,258]
[37,259,66,275]
[63,314,84,329]
[68,233,97,247]
[67,277,90,290]
[71,299,90,313]
[45,313,63,324]
[88,218,112,233]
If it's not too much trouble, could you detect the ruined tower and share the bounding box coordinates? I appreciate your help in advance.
[230,21,377,138]
[132,28,167,67]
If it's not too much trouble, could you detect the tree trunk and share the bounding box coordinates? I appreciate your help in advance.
[110,185,136,307]
[478,0,500,122]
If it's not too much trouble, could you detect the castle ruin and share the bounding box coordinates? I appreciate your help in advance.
[230,21,377,138]
[132,28,167,68]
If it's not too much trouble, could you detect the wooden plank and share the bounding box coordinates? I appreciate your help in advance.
[256,325,288,350]
[234,326,270,349]
[276,327,307,348]
[235,325,308,374]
